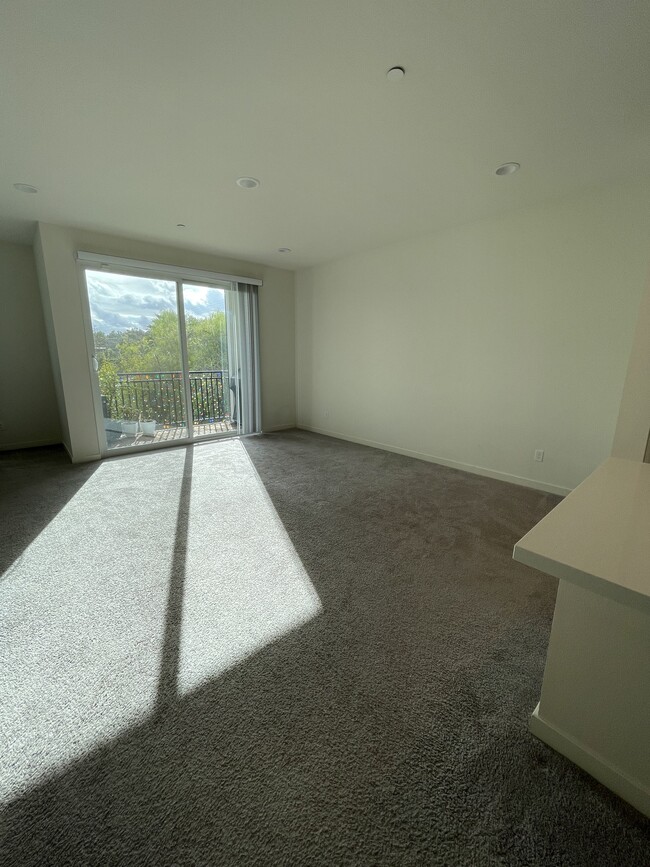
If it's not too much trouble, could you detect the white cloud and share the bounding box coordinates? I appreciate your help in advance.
[183,284,225,320]
[183,285,209,307]
[86,272,226,333]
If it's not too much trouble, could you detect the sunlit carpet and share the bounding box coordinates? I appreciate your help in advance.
[1,430,648,866]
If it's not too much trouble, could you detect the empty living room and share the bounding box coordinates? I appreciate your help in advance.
[1,2,649,865]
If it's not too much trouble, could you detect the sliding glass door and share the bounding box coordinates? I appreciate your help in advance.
[82,264,259,454]
[181,282,236,440]
[85,270,189,451]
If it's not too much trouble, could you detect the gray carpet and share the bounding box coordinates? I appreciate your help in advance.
[0,430,648,866]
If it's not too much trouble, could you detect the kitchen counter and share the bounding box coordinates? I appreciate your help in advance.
[513,457,650,817]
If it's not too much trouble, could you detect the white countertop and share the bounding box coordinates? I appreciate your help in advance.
[514,457,650,610]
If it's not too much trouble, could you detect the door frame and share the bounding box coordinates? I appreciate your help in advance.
[78,261,239,458]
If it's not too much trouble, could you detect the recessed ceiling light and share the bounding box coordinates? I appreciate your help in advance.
[176,223,186,228]
[277,247,292,253]
[495,162,520,176]
[13,183,38,193]
[386,66,405,81]
[236,177,260,189]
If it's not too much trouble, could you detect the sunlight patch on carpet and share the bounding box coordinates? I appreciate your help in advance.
[0,440,320,803]
[173,440,322,698]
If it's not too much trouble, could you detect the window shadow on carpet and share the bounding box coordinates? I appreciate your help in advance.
[156,446,192,712]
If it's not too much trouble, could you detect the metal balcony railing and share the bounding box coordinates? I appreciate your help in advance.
[102,370,230,427]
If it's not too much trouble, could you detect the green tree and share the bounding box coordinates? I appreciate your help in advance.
[97,359,119,416]
[98,358,118,391]
[108,311,228,373]
[95,311,230,424]
[187,311,227,370]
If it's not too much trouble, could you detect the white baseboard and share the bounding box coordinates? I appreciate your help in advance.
[529,704,650,817]
[263,423,296,432]
[0,438,61,452]
[296,424,571,496]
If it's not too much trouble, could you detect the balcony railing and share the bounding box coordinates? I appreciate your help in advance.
[102,370,230,427]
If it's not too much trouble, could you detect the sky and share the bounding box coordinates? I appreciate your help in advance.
[86,270,226,333]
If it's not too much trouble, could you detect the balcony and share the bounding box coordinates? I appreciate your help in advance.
[102,370,237,450]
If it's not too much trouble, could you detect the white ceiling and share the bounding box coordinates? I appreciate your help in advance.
[1,0,649,270]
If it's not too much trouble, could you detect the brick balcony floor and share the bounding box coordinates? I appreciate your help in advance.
[106,419,236,451]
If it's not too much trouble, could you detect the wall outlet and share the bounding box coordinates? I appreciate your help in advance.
[0,422,5,431]
[534,449,545,462]
[323,409,330,419]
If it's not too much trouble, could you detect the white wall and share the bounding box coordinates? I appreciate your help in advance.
[0,240,61,450]
[36,223,295,462]
[612,268,650,462]
[296,180,650,493]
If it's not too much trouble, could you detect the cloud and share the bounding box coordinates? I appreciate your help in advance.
[92,310,144,331]
[183,285,209,307]
[183,284,225,317]
[85,271,224,333]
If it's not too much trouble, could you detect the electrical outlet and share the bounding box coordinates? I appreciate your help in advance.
[324,409,330,419]
[534,449,544,462]
[0,422,5,431]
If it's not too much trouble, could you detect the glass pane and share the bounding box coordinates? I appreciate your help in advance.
[182,282,237,439]
[85,270,188,451]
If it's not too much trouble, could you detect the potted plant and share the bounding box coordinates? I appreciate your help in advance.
[121,406,139,436]
[140,415,156,436]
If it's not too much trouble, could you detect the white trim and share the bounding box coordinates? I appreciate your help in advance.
[0,438,62,451]
[76,262,109,455]
[175,278,195,439]
[75,251,262,286]
[102,431,237,461]
[70,451,101,464]
[529,704,650,818]
[296,424,571,496]
[263,423,296,432]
